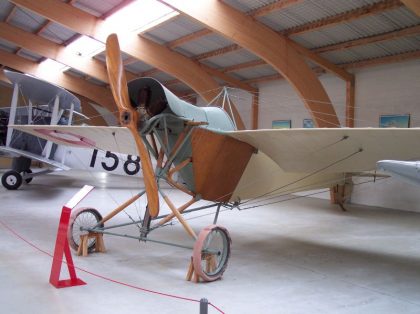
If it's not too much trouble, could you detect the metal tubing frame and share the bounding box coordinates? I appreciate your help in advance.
[89,113,232,248]
[97,230,194,250]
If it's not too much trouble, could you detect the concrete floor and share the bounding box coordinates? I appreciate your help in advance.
[1,169,420,314]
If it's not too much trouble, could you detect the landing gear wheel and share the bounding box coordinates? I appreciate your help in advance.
[68,207,103,253]
[193,225,231,282]
[1,170,22,190]
[22,168,33,184]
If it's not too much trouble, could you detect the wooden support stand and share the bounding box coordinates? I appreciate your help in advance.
[77,233,106,257]
[186,255,216,283]
[186,257,200,283]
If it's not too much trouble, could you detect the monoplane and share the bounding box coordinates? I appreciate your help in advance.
[12,34,420,282]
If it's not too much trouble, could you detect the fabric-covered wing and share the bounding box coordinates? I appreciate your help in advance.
[11,125,137,156]
[227,128,420,173]
[230,151,345,201]
[227,128,420,201]
[0,146,70,170]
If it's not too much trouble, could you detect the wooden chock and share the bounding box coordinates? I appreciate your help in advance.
[186,256,194,281]
[186,255,215,283]
[186,257,200,283]
[77,233,106,257]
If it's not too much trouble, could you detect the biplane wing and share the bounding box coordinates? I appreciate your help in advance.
[9,125,137,156]
[0,146,70,170]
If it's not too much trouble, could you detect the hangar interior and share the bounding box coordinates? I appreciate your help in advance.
[1,0,420,313]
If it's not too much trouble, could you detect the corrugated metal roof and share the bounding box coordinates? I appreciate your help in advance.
[0,38,17,52]
[288,6,420,50]
[141,33,166,45]
[9,6,47,33]
[65,68,85,78]
[16,48,42,62]
[321,49,364,64]
[321,35,420,65]
[86,76,107,86]
[73,0,124,17]
[377,35,420,53]
[176,33,234,56]
[231,64,278,80]
[258,0,384,31]
[93,52,106,62]
[222,0,278,13]
[39,22,77,44]
[166,83,191,94]
[202,49,260,68]
[172,46,195,58]
[0,0,13,21]
[125,61,154,75]
[144,15,204,43]
[148,71,176,82]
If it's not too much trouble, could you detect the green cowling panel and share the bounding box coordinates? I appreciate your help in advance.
[127,77,235,132]
[127,77,236,193]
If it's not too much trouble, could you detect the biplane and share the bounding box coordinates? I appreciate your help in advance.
[12,34,420,282]
[0,70,147,190]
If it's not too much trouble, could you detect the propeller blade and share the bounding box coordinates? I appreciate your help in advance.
[105,34,159,217]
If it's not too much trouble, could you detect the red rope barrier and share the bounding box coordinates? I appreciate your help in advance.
[0,219,225,314]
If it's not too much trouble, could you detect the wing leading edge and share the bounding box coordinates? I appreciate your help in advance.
[10,125,137,156]
[226,128,420,173]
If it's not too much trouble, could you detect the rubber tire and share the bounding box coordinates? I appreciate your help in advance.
[2,170,23,190]
[193,225,231,282]
[22,168,33,184]
[67,207,103,253]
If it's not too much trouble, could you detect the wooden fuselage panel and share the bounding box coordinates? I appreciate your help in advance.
[191,128,255,202]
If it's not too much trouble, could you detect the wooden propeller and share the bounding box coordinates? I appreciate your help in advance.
[105,34,159,217]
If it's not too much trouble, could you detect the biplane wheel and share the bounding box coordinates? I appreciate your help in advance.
[22,169,33,184]
[193,225,231,282]
[68,207,103,253]
[1,170,22,190]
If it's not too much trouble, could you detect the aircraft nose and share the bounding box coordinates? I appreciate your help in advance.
[376,160,386,171]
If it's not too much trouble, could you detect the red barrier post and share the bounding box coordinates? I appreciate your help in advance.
[49,185,94,288]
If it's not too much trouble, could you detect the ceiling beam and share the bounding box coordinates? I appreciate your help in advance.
[5,5,17,23]
[195,44,241,61]
[342,50,420,69]
[10,0,253,100]
[169,9,351,81]
[200,63,257,91]
[11,0,253,129]
[167,0,304,49]
[0,50,117,114]
[0,22,130,83]
[243,50,420,84]
[283,0,403,36]
[167,28,212,49]
[160,0,340,127]
[249,0,304,17]
[314,25,420,53]
[214,25,420,75]
[400,0,420,16]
